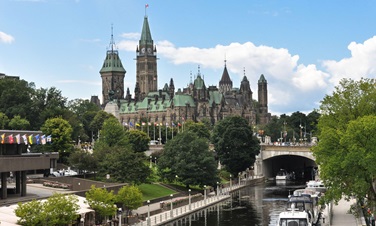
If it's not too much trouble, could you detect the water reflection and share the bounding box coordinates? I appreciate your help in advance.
[166,181,305,226]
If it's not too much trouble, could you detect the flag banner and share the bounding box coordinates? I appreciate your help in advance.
[16,134,21,144]
[148,122,151,126]
[123,122,128,126]
[41,135,46,145]
[172,122,176,127]
[160,122,163,126]
[129,122,134,127]
[182,117,185,121]
[8,134,14,144]
[22,134,28,145]
[136,123,140,127]
[145,3,149,8]
[142,122,146,126]
[1,133,5,144]
[165,122,169,126]
[47,135,52,143]
[35,134,40,145]
[28,135,33,145]
[178,123,181,127]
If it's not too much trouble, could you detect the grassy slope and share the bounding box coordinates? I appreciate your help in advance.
[138,183,176,201]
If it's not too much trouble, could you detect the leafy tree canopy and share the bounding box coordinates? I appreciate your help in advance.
[85,185,117,224]
[124,129,150,152]
[116,185,143,215]
[313,78,376,204]
[212,116,260,176]
[9,115,30,130]
[159,131,218,188]
[184,121,211,140]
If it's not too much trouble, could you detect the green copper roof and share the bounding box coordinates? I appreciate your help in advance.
[100,51,126,73]
[172,94,196,107]
[194,75,205,90]
[140,16,153,46]
[258,74,267,83]
[208,90,223,105]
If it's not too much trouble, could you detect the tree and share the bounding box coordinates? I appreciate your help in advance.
[313,78,376,205]
[95,117,128,148]
[41,117,73,163]
[15,194,79,226]
[86,185,117,224]
[0,112,9,129]
[116,185,143,217]
[184,121,211,140]
[43,193,79,226]
[159,131,218,187]
[68,148,98,175]
[8,115,30,130]
[212,116,260,176]
[15,199,44,226]
[124,130,150,152]
[90,111,115,140]
[98,146,151,184]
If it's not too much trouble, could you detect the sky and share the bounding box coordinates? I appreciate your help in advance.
[1,0,376,116]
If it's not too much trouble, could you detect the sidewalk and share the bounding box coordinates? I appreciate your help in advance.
[331,198,364,226]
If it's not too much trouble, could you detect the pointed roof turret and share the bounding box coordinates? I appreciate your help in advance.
[258,74,267,83]
[100,26,126,73]
[219,60,232,93]
[140,16,153,46]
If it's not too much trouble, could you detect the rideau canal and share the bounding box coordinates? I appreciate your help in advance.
[165,181,306,226]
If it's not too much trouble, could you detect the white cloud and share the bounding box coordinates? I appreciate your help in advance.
[0,31,15,44]
[323,36,376,86]
[120,32,140,40]
[292,64,329,91]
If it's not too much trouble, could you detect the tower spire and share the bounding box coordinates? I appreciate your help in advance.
[110,23,114,52]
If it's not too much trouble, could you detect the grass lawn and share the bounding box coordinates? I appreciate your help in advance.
[138,183,176,201]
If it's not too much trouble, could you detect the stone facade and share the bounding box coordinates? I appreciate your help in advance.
[101,16,271,127]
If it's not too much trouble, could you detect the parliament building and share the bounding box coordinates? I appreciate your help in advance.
[102,15,271,127]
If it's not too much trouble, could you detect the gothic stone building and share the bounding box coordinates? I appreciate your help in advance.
[102,15,271,127]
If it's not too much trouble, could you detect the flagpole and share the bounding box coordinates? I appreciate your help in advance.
[153,123,156,141]
[165,123,168,142]
[159,123,162,144]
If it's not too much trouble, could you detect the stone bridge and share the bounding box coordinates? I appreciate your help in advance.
[253,144,317,180]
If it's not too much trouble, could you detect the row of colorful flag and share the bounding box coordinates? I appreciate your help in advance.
[0,134,52,145]
[122,121,183,127]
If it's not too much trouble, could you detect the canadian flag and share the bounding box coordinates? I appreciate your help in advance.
[145,4,149,8]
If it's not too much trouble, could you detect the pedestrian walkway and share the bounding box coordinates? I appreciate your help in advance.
[132,177,261,226]
[331,198,364,226]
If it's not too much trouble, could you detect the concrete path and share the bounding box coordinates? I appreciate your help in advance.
[331,198,363,226]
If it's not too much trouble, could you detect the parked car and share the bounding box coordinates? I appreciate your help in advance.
[149,140,159,145]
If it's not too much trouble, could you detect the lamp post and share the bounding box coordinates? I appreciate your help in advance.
[188,189,191,210]
[147,200,150,226]
[230,174,232,192]
[238,172,241,186]
[216,182,219,196]
[204,185,207,204]
[118,208,123,226]
[149,156,152,168]
[170,194,173,218]
[154,157,157,167]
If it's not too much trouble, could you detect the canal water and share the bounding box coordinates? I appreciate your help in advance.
[165,181,306,226]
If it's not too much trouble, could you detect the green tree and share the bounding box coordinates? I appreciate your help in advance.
[8,115,30,130]
[0,112,9,129]
[98,146,151,184]
[184,121,211,140]
[116,185,143,216]
[86,185,117,224]
[95,117,128,148]
[41,117,73,163]
[212,116,260,175]
[15,199,44,226]
[68,148,98,176]
[313,78,376,205]
[159,131,218,187]
[90,111,115,140]
[43,194,79,226]
[15,194,79,226]
[124,130,150,152]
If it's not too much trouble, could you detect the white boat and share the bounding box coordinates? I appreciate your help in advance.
[306,180,327,193]
[276,169,289,180]
[278,190,323,226]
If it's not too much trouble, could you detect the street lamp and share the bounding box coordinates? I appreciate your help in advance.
[154,157,157,167]
[170,194,173,218]
[204,185,207,204]
[238,172,241,186]
[147,200,150,226]
[230,174,232,191]
[216,182,220,196]
[118,208,123,226]
[188,189,191,210]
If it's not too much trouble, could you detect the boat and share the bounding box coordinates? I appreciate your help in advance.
[276,169,295,181]
[277,189,323,226]
[306,180,327,193]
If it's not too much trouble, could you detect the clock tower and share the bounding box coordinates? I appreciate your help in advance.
[136,16,157,99]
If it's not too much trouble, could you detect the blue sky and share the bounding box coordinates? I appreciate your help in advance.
[1,0,376,115]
